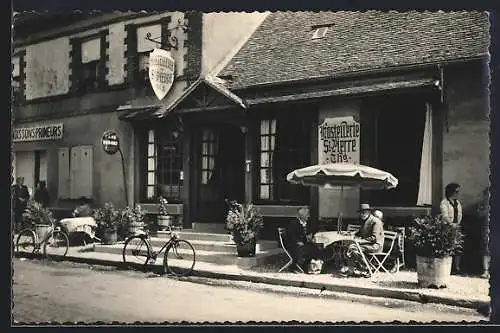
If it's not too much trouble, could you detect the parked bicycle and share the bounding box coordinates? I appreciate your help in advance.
[122,226,196,277]
[16,219,70,260]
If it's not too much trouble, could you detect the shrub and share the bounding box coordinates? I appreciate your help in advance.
[23,200,55,226]
[159,196,169,216]
[407,214,464,258]
[72,204,93,218]
[122,204,146,226]
[226,200,264,245]
[92,202,121,232]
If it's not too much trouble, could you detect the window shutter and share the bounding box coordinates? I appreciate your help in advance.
[70,38,82,94]
[58,148,70,199]
[125,24,138,84]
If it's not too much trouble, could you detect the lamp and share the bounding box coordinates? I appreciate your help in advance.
[240,126,248,134]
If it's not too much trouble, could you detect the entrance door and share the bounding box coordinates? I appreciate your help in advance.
[197,125,245,223]
[15,151,36,197]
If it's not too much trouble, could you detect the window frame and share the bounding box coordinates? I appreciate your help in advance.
[200,128,218,185]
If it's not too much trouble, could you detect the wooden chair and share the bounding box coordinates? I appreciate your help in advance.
[277,227,304,273]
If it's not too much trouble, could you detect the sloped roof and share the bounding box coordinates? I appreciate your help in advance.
[220,11,490,89]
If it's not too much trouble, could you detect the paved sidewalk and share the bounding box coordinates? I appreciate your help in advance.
[13,245,490,311]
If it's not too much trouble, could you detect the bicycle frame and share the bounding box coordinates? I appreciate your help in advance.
[143,227,181,260]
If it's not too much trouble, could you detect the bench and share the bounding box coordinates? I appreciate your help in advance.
[253,205,306,218]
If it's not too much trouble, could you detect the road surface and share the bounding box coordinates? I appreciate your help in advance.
[12,258,485,324]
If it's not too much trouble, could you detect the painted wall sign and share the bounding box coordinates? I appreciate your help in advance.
[101,130,120,155]
[318,116,360,164]
[13,123,64,142]
[149,48,175,101]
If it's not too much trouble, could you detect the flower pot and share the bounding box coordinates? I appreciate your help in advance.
[157,215,174,230]
[416,255,453,288]
[35,224,51,241]
[102,229,118,245]
[127,223,144,235]
[235,238,257,257]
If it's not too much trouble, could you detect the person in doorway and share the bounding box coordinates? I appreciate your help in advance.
[34,180,50,208]
[12,177,30,232]
[477,187,490,279]
[440,182,463,274]
[339,203,384,278]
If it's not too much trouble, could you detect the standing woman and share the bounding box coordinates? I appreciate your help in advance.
[440,182,463,274]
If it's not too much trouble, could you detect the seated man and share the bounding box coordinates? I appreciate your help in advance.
[285,207,321,273]
[339,203,384,277]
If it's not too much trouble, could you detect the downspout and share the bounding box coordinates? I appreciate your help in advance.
[437,63,449,133]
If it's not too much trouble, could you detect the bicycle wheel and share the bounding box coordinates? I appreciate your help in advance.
[16,229,36,254]
[164,239,196,277]
[122,235,151,269]
[43,231,69,260]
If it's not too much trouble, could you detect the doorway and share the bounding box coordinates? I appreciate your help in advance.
[196,124,245,223]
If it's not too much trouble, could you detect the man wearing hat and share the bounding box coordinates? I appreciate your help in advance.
[340,203,384,277]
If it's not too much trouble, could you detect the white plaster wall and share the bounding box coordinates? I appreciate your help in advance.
[25,37,71,100]
[107,23,126,86]
[318,101,361,220]
[202,12,268,75]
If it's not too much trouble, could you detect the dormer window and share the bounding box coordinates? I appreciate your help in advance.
[311,23,334,40]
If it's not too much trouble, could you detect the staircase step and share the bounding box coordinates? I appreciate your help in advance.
[156,231,232,242]
[93,243,283,267]
[192,223,227,234]
[147,238,279,254]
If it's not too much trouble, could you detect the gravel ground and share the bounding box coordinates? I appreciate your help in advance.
[252,259,490,300]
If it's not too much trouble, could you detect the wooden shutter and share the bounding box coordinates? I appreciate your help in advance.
[58,148,70,199]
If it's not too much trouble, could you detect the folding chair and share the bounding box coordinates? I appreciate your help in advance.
[277,227,304,273]
[347,224,360,233]
[366,231,399,275]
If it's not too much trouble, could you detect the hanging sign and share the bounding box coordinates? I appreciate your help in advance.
[149,48,175,101]
[318,116,360,164]
[101,130,120,155]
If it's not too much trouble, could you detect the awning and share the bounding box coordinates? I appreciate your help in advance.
[244,78,438,106]
[119,76,247,121]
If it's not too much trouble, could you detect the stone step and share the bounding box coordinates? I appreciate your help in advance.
[147,238,279,254]
[191,223,227,234]
[93,243,284,268]
[156,230,232,243]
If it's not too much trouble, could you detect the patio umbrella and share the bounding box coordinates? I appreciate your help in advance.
[286,163,398,232]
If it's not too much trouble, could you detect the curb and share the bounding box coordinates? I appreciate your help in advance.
[14,252,489,311]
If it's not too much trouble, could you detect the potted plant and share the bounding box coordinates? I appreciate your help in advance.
[408,214,464,288]
[226,200,264,257]
[23,200,55,240]
[72,204,93,218]
[157,196,174,230]
[92,202,121,245]
[122,204,146,236]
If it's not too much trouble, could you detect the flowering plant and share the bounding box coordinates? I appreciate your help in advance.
[92,202,121,231]
[122,204,146,227]
[226,200,264,245]
[23,200,55,226]
[159,196,169,216]
[407,214,464,258]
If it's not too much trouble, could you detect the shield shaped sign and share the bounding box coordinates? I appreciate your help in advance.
[148,48,175,101]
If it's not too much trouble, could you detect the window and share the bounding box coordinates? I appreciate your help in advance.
[201,129,218,185]
[259,119,276,200]
[12,56,21,104]
[80,37,102,92]
[312,27,329,39]
[258,117,311,203]
[136,24,161,88]
[144,128,183,201]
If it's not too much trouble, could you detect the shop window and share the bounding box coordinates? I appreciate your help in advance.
[200,129,218,185]
[79,37,103,93]
[258,117,310,203]
[144,128,183,201]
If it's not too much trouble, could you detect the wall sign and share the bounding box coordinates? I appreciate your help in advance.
[318,116,360,164]
[101,130,120,155]
[13,123,64,142]
[149,48,175,101]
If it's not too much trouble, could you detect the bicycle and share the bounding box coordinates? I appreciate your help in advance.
[122,226,196,277]
[16,219,70,260]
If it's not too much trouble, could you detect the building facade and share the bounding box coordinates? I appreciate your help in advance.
[13,11,490,252]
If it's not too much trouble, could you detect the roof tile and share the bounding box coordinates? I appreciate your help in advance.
[220,11,490,89]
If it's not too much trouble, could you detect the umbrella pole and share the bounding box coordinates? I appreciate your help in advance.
[337,186,344,233]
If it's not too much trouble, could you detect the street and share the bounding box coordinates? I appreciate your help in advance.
[12,258,486,324]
